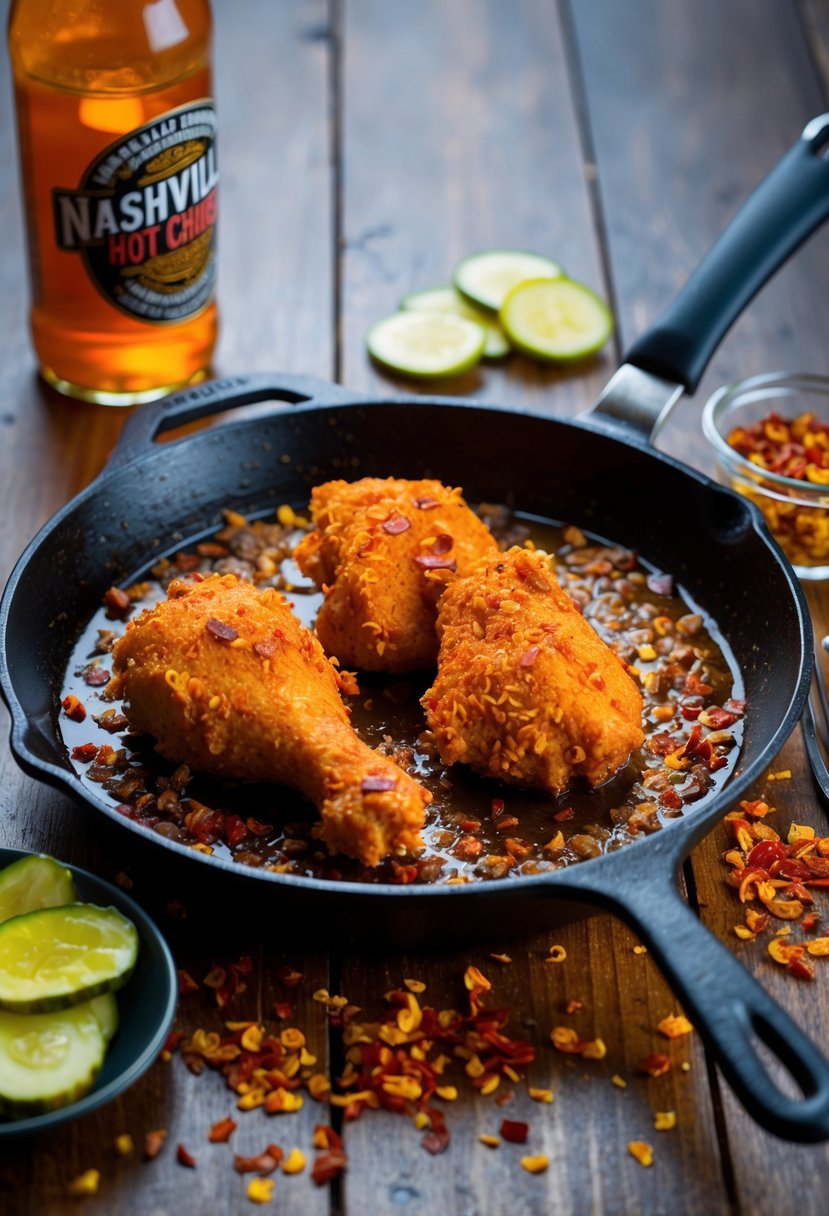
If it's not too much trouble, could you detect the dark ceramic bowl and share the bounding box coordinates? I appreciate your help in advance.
[0,848,177,1137]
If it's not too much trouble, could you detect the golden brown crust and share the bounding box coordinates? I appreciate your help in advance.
[109,574,429,866]
[293,477,498,672]
[422,546,645,794]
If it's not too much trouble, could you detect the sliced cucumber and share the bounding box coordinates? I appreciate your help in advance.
[0,999,106,1117]
[0,904,138,1013]
[0,855,76,924]
[366,310,486,380]
[401,286,511,359]
[454,249,563,313]
[88,992,119,1045]
[499,277,614,362]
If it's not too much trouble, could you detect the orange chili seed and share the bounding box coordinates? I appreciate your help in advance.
[463,965,492,992]
[528,1087,554,1103]
[628,1140,654,1167]
[247,1178,275,1204]
[114,1134,134,1156]
[520,1155,550,1174]
[68,1170,100,1197]
[657,1014,693,1039]
[478,1134,501,1148]
[280,1027,305,1050]
[545,945,567,963]
[654,1111,677,1131]
[281,1148,306,1174]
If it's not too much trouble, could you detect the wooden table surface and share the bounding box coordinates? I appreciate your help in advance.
[2,1,829,1213]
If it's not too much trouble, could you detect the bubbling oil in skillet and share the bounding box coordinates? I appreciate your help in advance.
[59,507,743,885]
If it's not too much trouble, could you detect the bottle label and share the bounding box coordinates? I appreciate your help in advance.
[52,100,218,324]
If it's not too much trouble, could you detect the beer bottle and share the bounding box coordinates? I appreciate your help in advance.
[8,0,218,405]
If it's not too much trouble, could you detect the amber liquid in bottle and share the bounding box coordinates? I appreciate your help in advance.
[8,0,218,404]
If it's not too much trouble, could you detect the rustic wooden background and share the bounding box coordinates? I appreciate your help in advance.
[2,1,829,1213]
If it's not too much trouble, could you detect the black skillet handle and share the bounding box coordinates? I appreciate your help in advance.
[623,114,829,393]
[105,371,355,471]
[568,840,829,1142]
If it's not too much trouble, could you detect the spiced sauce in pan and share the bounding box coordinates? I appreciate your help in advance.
[59,507,743,885]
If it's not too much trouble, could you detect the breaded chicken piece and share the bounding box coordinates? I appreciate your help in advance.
[293,477,498,672]
[108,574,429,866]
[422,546,644,794]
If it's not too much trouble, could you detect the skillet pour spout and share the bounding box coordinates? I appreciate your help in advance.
[4,115,829,1143]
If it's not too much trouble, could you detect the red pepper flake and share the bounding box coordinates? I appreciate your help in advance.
[273,1001,293,1019]
[453,835,483,861]
[61,694,86,722]
[431,533,454,555]
[495,815,519,831]
[253,638,277,658]
[144,1129,168,1161]
[490,799,505,820]
[246,817,273,837]
[208,1117,237,1143]
[178,969,200,995]
[206,617,239,642]
[520,646,540,668]
[553,807,575,822]
[382,515,411,535]
[422,1109,451,1155]
[802,911,821,932]
[176,1144,196,1168]
[71,742,98,762]
[224,814,247,848]
[361,775,396,793]
[638,1052,671,1078]
[103,585,131,619]
[500,1119,529,1144]
[414,497,439,510]
[311,1150,348,1184]
[413,554,458,571]
[274,964,304,988]
[786,957,816,981]
[83,664,110,686]
[234,1146,284,1175]
[746,841,787,870]
[723,698,746,716]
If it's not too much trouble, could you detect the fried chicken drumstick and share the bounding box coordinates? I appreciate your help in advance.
[293,477,498,672]
[108,574,429,866]
[422,546,644,794]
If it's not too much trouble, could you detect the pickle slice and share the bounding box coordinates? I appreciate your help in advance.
[401,286,511,359]
[0,904,138,1014]
[454,249,563,312]
[499,277,614,362]
[0,1000,107,1117]
[366,310,486,380]
[0,855,76,924]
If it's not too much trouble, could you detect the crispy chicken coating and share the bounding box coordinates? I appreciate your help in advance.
[108,574,429,866]
[293,477,498,672]
[422,546,644,794]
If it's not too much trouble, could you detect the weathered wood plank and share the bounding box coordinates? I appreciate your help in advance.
[339,0,617,414]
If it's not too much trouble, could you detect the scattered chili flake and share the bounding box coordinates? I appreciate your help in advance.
[360,775,396,793]
[246,1178,275,1205]
[545,945,566,964]
[628,1140,654,1167]
[490,952,512,965]
[500,1119,529,1144]
[71,742,98,762]
[208,1117,237,1143]
[274,963,303,988]
[611,1075,627,1089]
[144,1129,168,1160]
[633,945,648,955]
[520,645,540,668]
[479,1134,501,1148]
[802,911,821,933]
[103,585,131,618]
[61,694,86,722]
[521,1155,550,1174]
[413,554,458,571]
[529,1087,554,1103]
[68,1170,100,1198]
[654,1110,677,1131]
[281,1148,306,1174]
[382,515,411,535]
[553,807,575,822]
[414,497,439,510]
[114,1134,134,1157]
[656,1013,693,1039]
[83,663,110,687]
[178,969,199,995]
[176,1144,197,1168]
[206,617,239,642]
[235,1146,284,1176]
[638,1053,671,1078]
[311,1150,348,1185]
[565,999,583,1015]
[786,957,816,981]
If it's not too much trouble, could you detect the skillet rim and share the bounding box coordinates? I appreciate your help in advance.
[0,392,813,901]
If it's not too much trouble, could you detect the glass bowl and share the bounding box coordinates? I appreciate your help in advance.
[702,372,829,580]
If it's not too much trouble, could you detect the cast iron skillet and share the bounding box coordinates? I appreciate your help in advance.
[4,119,829,1142]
